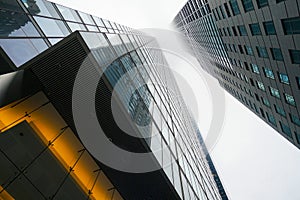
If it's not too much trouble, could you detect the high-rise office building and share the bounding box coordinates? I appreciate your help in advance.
[0,0,225,199]
[174,0,300,149]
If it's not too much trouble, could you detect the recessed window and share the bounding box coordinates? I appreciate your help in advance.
[278,73,289,84]
[232,26,238,36]
[262,97,270,107]
[227,27,232,36]
[267,112,276,126]
[241,0,254,12]
[296,77,300,89]
[229,0,241,15]
[238,25,248,36]
[275,105,286,117]
[289,50,300,64]
[264,67,274,79]
[256,0,268,8]
[282,17,300,35]
[249,23,262,35]
[280,122,292,138]
[245,45,254,55]
[257,81,265,91]
[257,46,269,58]
[263,21,276,35]
[251,63,260,74]
[284,93,296,106]
[290,114,300,126]
[270,87,280,99]
[270,48,284,61]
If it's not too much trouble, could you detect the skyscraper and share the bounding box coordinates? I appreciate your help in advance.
[0,0,225,199]
[173,0,300,149]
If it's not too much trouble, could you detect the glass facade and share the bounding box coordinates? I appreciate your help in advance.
[174,0,300,150]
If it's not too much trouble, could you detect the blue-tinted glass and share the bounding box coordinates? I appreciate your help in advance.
[238,25,247,36]
[251,64,260,74]
[0,38,47,67]
[280,122,292,138]
[34,16,69,37]
[67,22,86,32]
[284,93,296,106]
[257,46,269,58]
[0,9,40,37]
[271,48,283,61]
[270,87,280,98]
[257,81,265,91]
[262,97,270,107]
[297,77,300,88]
[263,21,276,35]
[282,17,300,34]
[289,50,300,64]
[25,0,60,18]
[241,0,254,12]
[230,0,240,15]
[267,113,276,126]
[245,46,254,55]
[279,73,289,84]
[275,105,286,117]
[249,23,262,35]
[106,33,126,56]
[264,68,274,79]
[56,4,81,22]
[290,114,300,126]
[256,0,268,8]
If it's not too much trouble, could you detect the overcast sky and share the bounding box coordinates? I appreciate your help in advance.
[51,0,300,199]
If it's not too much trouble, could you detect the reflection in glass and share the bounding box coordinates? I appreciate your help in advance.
[78,11,94,25]
[24,0,60,18]
[92,16,105,27]
[56,4,81,22]
[67,22,86,32]
[34,16,69,37]
[0,38,47,66]
[0,9,40,37]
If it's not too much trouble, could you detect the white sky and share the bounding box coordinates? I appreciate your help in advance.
[51,0,300,199]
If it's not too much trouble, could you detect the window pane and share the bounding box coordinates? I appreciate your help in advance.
[263,21,276,35]
[284,93,296,106]
[67,22,86,32]
[257,46,269,58]
[267,113,276,126]
[230,0,241,15]
[289,49,300,64]
[256,0,268,8]
[279,73,289,84]
[280,122,292,138]
[290,114,300,126]
[282,17,300,34]
[271,48,284,61]
[241,0,254,12]
[270,87,280,98]
[257,81,265,91]
[34,16,69,37]
[251,64,260,74]
[238,25,248,36]
[275,105,286,117]
[56,4,81,22]
[78,11,94,25]
[264,68,274,79]
[245,45,254,55]
[25,0,60,18]
[250,23,262,35]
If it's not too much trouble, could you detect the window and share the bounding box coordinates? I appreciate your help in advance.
[232,26,238,36]
[284,93,296,106]
[290,114,300,126]
[263,21,276,35]
[227,27,232,36]
[251,64,260,74]
[264,68,274,79]
[275,105,286,117]
[289,50,300,64]
[270,48,284,61]
[245,45,254,55]
[230,0,241,15]
[256,0,268,8]
[257,81,265,91]
[249,23,262,35]
[282,17,300,34]
[267,113,276,126]
[297,77,300,89]
[270,87,280,98]
[278,73,289,84]
[257,46,269,58]
[241,0,254,12]
[280,122,292,138]
[224,3,232,17]
[238,25,248,36]
[262,97,270,107]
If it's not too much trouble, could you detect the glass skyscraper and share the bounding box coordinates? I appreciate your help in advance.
[0,0,225,199]
[174,0,300,150]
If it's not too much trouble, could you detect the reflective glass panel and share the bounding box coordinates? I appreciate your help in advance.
[34,16,69,37]
[56,4,81,22]
[25,0,60,18]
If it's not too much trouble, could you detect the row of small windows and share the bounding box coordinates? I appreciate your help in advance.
[213,0,286,20]
[219,17,300,38]
[225,43,300,64]
[222,80,300,144]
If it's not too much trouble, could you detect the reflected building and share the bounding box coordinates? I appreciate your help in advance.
[173,0,300,150]
[0,0,225,199]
